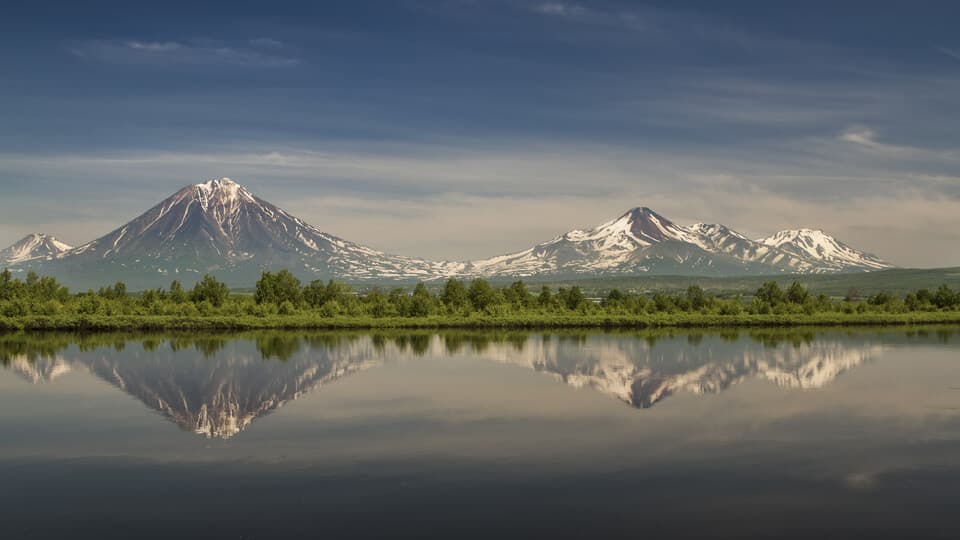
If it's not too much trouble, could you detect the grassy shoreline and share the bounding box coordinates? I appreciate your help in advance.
[3,311,960,332]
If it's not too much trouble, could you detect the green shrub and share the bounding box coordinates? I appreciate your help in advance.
[320,300,342,317]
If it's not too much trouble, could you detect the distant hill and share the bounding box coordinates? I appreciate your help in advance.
[532,267,960,298]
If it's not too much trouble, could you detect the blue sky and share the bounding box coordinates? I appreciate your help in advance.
[2,0,959,266]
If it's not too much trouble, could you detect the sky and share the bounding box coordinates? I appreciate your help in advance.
[1,0,959,267]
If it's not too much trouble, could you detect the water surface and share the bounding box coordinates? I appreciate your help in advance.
[1,328,958,538]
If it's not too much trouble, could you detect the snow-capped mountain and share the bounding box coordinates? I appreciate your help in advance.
[7,179,892,287]
[466,207,889,277]
[0,233,72,267]
[33,178,462,288]
[759,229,891,272]
[688,223,816,272]
[466,207,773,277]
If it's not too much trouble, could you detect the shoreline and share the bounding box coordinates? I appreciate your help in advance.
[3,311,960,332]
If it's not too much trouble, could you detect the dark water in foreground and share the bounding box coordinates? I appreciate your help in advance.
[1,328,958,539]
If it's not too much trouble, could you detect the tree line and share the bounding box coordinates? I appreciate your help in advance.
[2,267,959,320]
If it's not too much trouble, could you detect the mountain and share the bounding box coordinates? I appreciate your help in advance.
[688,223,816,272]
[6,179,893,287]
[467,207,890,278]
[0,233,72,267]
[29,178,462,288]
[759,229,891,272]
[465,207,743,277]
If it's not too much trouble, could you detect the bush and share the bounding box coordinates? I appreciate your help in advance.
[190,274,229,307]
[256,270,302,306]
[756,282,785,305]
[319,300,342,317]
[441,279,469,309]
[718,300,742,316]
[1,300,27,317]
[196,300,215,316]
[468,279,496,311]
[41,300,63,316]
[786,281,809,304]
[278,300,297,315]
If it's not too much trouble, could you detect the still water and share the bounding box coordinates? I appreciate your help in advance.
[1,328,958,539]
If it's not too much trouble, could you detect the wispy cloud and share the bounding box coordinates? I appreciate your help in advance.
[249,37,284,49]
[837,126,960,163]
[934,44,960,61]
[839,126,883,148]
[69,39,300,67]
[526,1,821,54]
[533,2,586,18]
[529,1,653,32]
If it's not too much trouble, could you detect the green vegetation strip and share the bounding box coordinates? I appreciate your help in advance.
[2,268,959,331]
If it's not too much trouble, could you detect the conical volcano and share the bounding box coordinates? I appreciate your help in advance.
[36,178,462,288]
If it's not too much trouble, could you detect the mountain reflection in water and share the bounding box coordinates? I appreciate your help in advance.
[4,329,944,439]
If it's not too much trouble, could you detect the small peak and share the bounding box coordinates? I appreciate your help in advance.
[187,177,255,211]
[776,228,829,239]
[193,177,252,197]
[622,206,662,219]
[195,177,239,189]
[760,228,834,245]
[16,232,62,245]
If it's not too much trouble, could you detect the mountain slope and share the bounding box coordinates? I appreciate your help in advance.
[36,178,462,288]
[688,223,817,272]
[466,208,760,277]
[759,229,892,272]
[0,233,72,267]
[466,207,874,278]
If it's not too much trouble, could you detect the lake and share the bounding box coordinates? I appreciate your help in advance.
[1,328,958,539]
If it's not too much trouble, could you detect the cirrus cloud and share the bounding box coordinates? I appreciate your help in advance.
[68,39,300,67]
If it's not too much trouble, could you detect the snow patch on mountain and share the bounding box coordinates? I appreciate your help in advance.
[759,229,892,271]
[0,233,73,266]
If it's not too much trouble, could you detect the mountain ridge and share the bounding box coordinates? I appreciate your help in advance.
[2,178,893,288]
[465,206,888,278]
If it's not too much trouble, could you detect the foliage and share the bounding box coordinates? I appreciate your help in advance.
[1,268,959,331]
[255,270,302,306]
[190,274,230,307]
